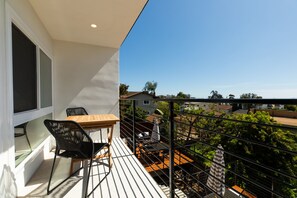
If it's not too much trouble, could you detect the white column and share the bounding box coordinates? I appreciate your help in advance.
[0,0,17,197]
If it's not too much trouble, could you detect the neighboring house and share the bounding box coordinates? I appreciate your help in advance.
[233,109,249,114]
[183,102,232,114]
[183,102,214,111]
[121,91,157,114]
[256,104,285,110]
[216,105,233,114]
[0,0,147,196]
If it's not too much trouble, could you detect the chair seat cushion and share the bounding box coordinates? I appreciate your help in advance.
[58,142,108,159]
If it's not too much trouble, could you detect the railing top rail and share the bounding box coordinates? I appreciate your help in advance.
[120,98,297,104]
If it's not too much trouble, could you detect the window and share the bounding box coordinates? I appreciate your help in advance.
[143,100,150,105]
[40,49,52,108]
[15,113,52,166]
[12,23,37,113]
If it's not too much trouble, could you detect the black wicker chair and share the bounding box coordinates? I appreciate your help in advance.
[44,119,111,197]
[66,107,88,117]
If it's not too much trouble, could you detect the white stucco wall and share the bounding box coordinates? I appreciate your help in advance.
[54,40,120,137]
[2,0,54,194]
[1,0,121,195]
[0,0,17,197]
[6,0,53,55]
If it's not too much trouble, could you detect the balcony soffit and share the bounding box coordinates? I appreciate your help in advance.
[28,0,147,48]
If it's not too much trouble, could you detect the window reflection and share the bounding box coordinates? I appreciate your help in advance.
[15,114,52,166]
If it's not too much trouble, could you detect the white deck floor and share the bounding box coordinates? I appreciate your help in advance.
[18,138,167,198]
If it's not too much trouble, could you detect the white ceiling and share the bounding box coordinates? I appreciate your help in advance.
[29,0,147,48]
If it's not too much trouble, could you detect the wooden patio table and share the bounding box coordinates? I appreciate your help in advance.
[67,114,119,198]
[67,114,119,143]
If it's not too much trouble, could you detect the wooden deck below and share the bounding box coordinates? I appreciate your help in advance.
[142,150,194,173]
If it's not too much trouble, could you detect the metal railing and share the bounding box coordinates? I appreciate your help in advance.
[120,98,297,198]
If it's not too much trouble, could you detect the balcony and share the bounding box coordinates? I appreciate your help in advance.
[119,98,297,198]
[18,98,297,197]
[19,137,166,198]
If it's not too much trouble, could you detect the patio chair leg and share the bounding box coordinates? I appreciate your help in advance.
[47,150,58,195]
[87,145,112,197]
[47,151,84,195]
[85,158,93,198]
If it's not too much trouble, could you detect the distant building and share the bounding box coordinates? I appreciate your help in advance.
[121,91,157,114]
[182,102,232,114]
[256,104,285,110]
[182,102,213,111]
[217,105,233,114]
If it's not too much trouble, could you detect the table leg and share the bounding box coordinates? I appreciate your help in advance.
[108,126,114,145]
[100,129,103,142]
[82,160,88,198]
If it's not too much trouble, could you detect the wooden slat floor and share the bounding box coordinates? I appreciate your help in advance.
[18,138,166,198]
[142,150,194,173]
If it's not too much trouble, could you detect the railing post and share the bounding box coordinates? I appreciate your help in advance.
[132,100,136,155]
[169,101,175,198]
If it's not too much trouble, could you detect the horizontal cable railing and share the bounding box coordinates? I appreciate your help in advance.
[120,98,297,198]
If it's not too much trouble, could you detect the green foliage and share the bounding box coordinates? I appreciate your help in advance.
[143,81,157,95]
[240,93,262,99]
[154,101,296,196]
[156,101,180,118]
[285,105,297,111]
[156,101,181,141]
[176,91,191,99]
[189,110,297,197]
[123,105,148,121]
[239,93,262,110]
[119,83,129,95]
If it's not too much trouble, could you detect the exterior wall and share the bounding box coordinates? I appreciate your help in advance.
[1,0,54,195]
[1,1,121,195]
[54,40,120,137]
[130,94,156,114]
[7,0,53,55]
[0,0,17,197]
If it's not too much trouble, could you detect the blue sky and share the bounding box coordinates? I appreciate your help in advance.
[120,0,297,98]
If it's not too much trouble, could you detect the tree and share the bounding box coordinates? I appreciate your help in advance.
[285,105,297,111]
[190,111,297,197]
[228,94,235,99]
[176,91,191,99]
[240,93,262,99]
[228,94,240,111]
[119,83,129,95]
[143,81,157,96]
[209,90,223,99]
[123,105,148,121]
[240,93,262,111]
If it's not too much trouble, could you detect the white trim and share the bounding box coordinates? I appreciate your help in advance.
[6,3,54,126]
[13,106,53,126]
[14,136,52,193]
[6,3,52,57]
[5,0,16,169]
[14,136,51,174]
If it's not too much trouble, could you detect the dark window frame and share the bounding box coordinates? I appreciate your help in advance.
[12,23,37,113]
